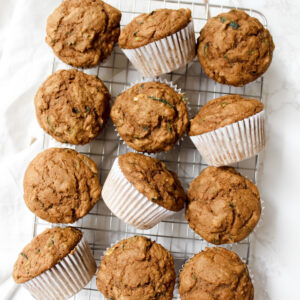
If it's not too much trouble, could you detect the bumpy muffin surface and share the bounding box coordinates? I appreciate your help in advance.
[24,148,101,223]
[119,152,185,211]
[179,247,254,299]
[119,8,191,49]
[189,94,263,136]
[111,82,189,153]
[97,236,176,300]
[46,0,121,67]
[13,227,82,283]
[186,166,261,244]
[197,9,274,86]
[35,69,110,145]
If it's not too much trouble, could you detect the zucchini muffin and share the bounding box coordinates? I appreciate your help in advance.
[46,0,121,68]
[13,227,96,300]
[186,166,261,244]
[179,247,254,299]
[35,69,111,145]
[189,94,265,166]
[97,236,176,300]
[197,9,274,86]
[102,152,186,229]
[119,9,195,76]
[23,148,101,224]
[111,81,189,153]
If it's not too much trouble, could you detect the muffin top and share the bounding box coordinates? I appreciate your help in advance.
[119,152,185,211]
[97,236,176,300]
[35,69,111,145]
[179,247,254,300]
[119,8,191,49]
[13,227,82,284]
[46,0,121,67]
[186,167,261,244]
[24,148,101,224]
[189,94,263,136]
[197,9,274,86]
[111,82,189,153]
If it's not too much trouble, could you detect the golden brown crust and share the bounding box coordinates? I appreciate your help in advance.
[46,0,121,68]
[35,69,111,145]
[118,153,185,211]
[189,94,264,136]
[186,167,261,244]
[13,227,82,283]
[119,8,192,49]
[197,9,274,86]
[23,148,101,224]
[179,247,254,300]
[111,82,189,153]
[96,236,176,300]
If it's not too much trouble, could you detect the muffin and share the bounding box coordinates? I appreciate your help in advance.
[119,8,195,77]
[197,9,274,86]
[189,94,265,166]
[111,81,189,153]
[97,236,176,299]
[13,227,96,300]
[179,247,254,299]
[102,152,186,229]
[23,148,101,223]
[46,0,121,68]
[186,166,261,245]
[35,69,111,145]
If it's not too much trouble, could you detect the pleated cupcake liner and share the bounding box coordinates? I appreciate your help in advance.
[23,237,96,300]
[102,157,176,229]
[190,110,265,166]
[122,21,196,77]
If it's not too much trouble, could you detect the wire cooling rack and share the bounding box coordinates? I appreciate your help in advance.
[33,0,267,299]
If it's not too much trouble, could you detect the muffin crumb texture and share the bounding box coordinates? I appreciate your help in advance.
[97,236,176,300]
[186,166,261,244]
[179,247,254,299]
[13,227,82,284]
[119,152,186,211]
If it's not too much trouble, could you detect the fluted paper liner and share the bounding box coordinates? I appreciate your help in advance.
[190,110,265,166]
[23,237,96,300]
[102,158,176,229]
[122,21,196,77]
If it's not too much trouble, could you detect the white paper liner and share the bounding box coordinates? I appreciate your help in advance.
[23,237,96,300]
[122,21,196,77]
[190,110,265,166]
[102,157,176,229]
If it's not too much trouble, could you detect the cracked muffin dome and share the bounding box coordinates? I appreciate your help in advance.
[97,236,176,300]
[23,148,101,224]
[186,166,261,244]
[111,82,189,153]
[179,247,254,300]
[197,9,274,86]
[35,69,111,145]
[13,227,82,283]
[46,0,121,68]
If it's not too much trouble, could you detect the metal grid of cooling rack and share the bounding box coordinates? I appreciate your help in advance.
[33,0,267,299]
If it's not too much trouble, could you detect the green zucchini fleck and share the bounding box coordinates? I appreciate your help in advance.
[220,16,227,23]
[221,102,227,107]
[47,115,55,131]
[148,96,176,111]
[20,252,28,260]
[203,43,209,56]
[229,21,240,29]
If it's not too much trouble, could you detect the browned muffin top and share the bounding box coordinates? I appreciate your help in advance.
[46,0,121,68]
[111,82,189,153]
[179,247,254,300]
[13,227,82,284]
[24,148,101,224]
[197,9,274,86]
[119,153,185,211]
[97,236,176,300]
[189,94,263,136]
[119,8,191,49]
[35,69,111,145]
[186,167,261,244]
